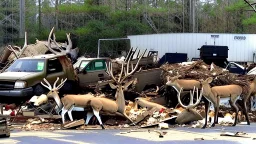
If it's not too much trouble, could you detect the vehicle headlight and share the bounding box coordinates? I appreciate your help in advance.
[14,81,27,89]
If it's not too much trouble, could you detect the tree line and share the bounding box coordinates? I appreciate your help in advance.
[1,0,256,55]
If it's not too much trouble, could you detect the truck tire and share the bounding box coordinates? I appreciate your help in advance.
[33,84,47,96]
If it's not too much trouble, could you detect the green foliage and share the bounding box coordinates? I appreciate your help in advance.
[243,14,256,25]
[226,0,248,11]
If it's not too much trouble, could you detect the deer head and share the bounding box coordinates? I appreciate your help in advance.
[107,48,147,114]
[40,77,67,109]
[6,32,28,59]
[177,86,203,110]
[166,75,182,87]
[200,77,213,96]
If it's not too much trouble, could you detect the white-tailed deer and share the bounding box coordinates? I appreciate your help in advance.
[86,48,147,129]
[39,77,95,124]
[200,77,242,128]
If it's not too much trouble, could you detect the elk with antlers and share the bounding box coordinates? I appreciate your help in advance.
[85,49,147,129]
[200,77,242,128]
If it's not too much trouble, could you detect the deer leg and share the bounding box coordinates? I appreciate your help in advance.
[215,96,220,124]
[92,109,105,129]
[67,105,74,121]
[211,98,219,127]
[229,95,239,126]
[85,112,94,125]
[61,107,68,124]
[242,98,250,125]
[202,98,210,129]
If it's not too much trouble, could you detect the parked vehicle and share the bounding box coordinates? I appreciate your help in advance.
[74,57,162,92]
[0,54,77,104]
[0,49,163,104]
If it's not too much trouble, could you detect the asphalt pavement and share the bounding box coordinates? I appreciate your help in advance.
[1,123,256,144]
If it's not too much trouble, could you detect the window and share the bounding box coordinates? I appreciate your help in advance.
[85,62,94,71]
[47,58,63,74]
[79,61,90,71]
[94,60,105,70]
[7,59,45,72]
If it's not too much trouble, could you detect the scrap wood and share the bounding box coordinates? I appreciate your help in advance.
[63,119,85,129]
[220,132,250,138]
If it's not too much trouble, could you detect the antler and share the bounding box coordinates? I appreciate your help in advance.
[120,49,147,83]
[6,32,28,59]
[66,33,72,53]
[177,87,203,109]
[41,78,52,91]
[53,77,68,90]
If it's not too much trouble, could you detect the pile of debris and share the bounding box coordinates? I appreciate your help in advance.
[18,118,61,131]
[160,60,251,95]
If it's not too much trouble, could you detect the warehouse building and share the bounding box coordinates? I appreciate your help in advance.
[128,33,256,63]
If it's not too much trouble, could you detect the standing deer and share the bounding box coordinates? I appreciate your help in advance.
[238,77,256,125]
[39,77,95,124]
[200,77,242,128]
[85,49,147,129]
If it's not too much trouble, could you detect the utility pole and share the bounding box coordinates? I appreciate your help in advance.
[38,0,41,34]
[55,0,59,29]
[189,0,195,32]
[19,0,25,38]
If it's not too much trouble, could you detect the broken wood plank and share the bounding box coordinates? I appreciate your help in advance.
[63,119,85,129]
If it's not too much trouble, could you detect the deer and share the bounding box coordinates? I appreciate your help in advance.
[166,75,201,91]
[134,97,167,112]
[200,77,242,128]
[238,77,256,125]
[165,75,202,107]
[39,77,95,124]
[85,48,147,129]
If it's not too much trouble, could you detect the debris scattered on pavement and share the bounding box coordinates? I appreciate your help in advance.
[220,132,250,138]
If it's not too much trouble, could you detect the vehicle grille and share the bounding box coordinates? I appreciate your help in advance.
[0,81,14,90]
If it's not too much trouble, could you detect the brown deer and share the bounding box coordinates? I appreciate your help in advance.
[200,77,242,128]
[39,77,96,124]
[166,75,201,91]
[238,77,256,125]
[86,49,147,129]
[165,75,202,107]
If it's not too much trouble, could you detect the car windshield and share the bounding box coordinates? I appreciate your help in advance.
[6,59,45,72]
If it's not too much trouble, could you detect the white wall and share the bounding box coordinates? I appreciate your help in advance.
[127,33,256,62]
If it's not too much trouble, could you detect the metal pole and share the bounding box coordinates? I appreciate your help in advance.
[19,0,25,38]
[97,40,100,58]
